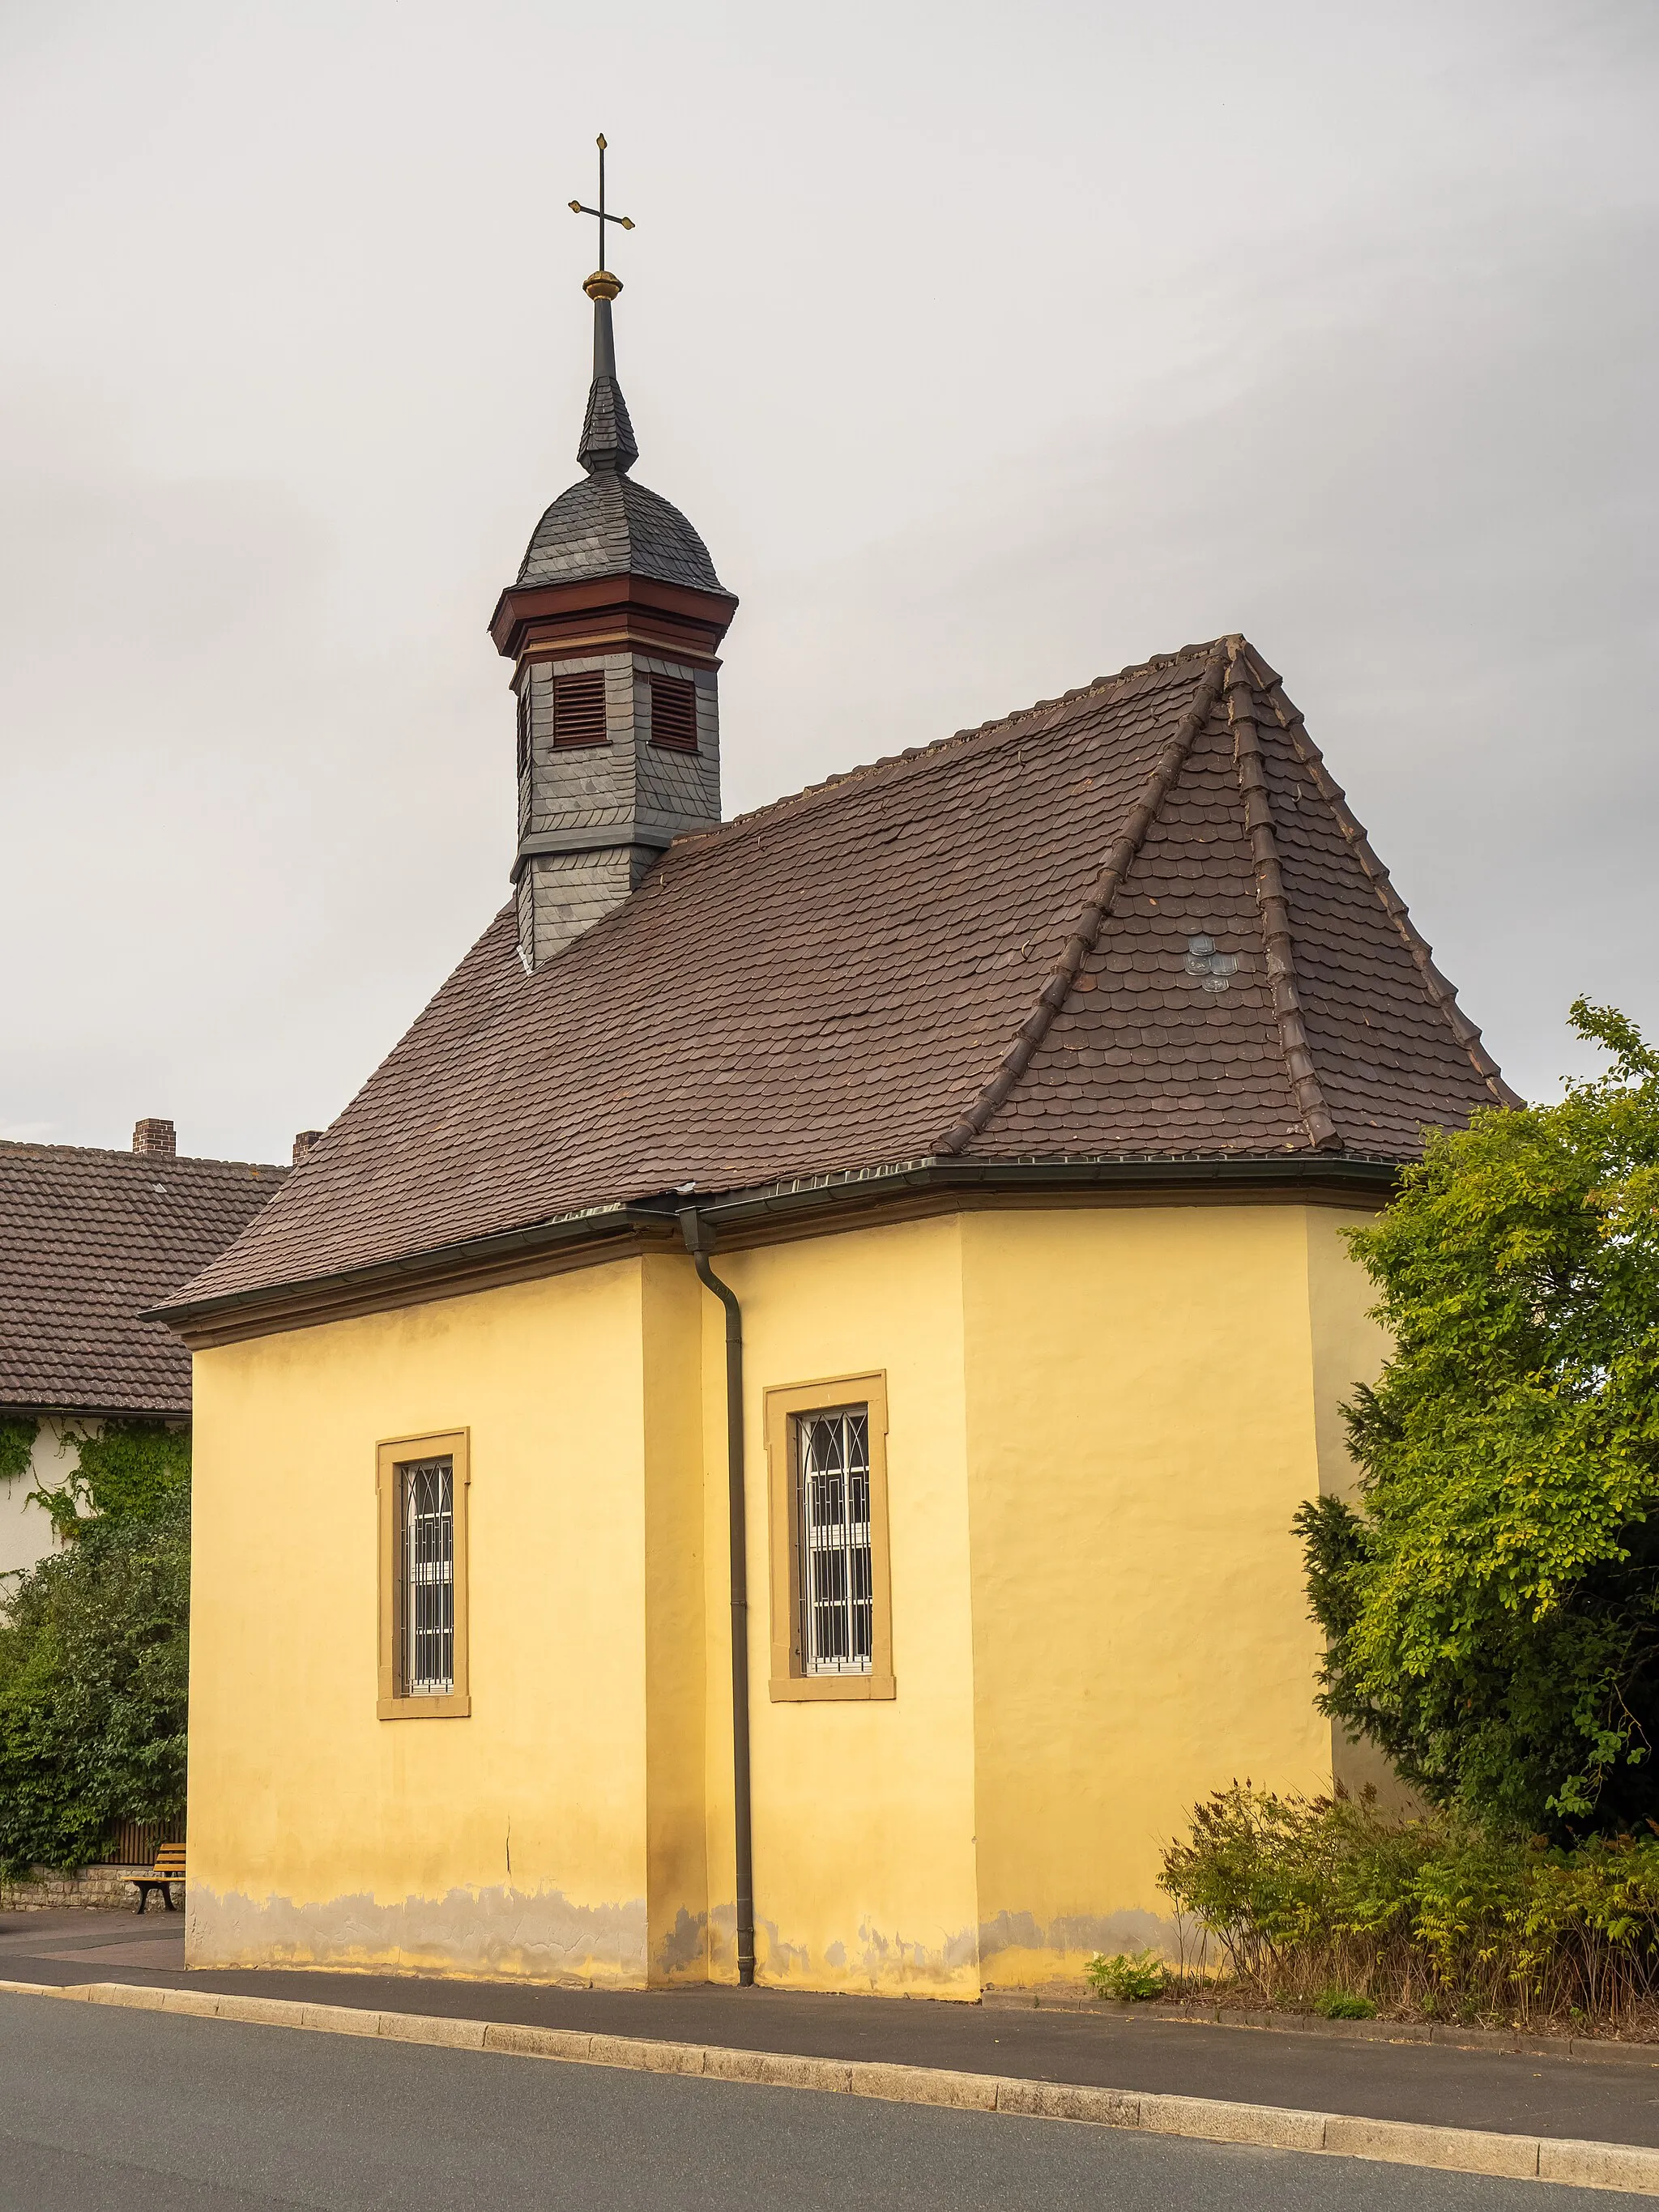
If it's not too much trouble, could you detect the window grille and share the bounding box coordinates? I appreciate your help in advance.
[795,1408,872,1675]
[552,668,608,747]
[399,1456,454,1695]
[649,675,699,752]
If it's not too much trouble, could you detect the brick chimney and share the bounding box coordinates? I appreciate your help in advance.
[133,1119,176,1157]
[292,1130,322,1165]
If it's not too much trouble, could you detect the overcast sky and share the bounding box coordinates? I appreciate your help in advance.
[1,0,1654,1161]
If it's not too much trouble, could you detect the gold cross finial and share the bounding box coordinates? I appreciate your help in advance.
[569,134,634,295]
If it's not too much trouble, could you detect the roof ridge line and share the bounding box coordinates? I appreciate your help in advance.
[0,1138,287,1171]
[1226,643,1340,1149]
[933,637,1231,1157]
[693,639,1229,848]
[1242,649,1522,1109]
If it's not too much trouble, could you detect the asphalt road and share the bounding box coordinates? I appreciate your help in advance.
[0,1993,1651,2212]
[8,1911,1659,2150]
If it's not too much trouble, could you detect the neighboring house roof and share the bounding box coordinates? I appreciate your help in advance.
[0,1143,288,1416]
[171,635,1510,1319]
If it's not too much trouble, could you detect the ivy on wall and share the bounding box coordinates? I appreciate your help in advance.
[30,1420,191,1538]
[0,1417,39,1487]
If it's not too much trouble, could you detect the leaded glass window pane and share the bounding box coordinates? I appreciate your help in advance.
[399,1457,454,1695]
[796,1408,872,1676]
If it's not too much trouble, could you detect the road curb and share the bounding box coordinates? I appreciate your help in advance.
[1,1975,1653,2193]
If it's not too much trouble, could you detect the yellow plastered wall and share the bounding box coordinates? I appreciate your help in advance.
[187,1199,1389,1993]
[960,1204,1360,1986]
[187,1255,695,1984]
[1305,1208,1389,1505]
[698,1216,981,1997]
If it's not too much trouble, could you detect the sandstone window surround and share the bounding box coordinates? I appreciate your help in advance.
[765,1373,894,1703]
[377,1429,471,1720]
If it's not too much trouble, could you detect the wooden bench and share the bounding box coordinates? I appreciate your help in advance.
[131,1843,186,1915]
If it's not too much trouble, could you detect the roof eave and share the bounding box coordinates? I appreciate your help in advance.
[146,1202,680,1340]
[0,1396,191,1423]
[150,1153,1402,1349]
[691,1151,1401,1227]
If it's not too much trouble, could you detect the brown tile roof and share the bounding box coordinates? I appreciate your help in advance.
[0,1142,288,1415]
[173,636,1511,1315]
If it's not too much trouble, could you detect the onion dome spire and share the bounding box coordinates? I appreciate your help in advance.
[505,134,731,595]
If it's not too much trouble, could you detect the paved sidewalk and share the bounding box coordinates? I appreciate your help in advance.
[6,1908,1658,2152]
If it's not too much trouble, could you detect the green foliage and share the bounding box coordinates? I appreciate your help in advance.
[1161,1784,1659,2023]
[1316,1991,1377,2018]
[0,1417,38,1488]
[31,1420,191,1538]
[0,1487,190,1875]
[1300,999,1659,1835]
[1084,1949,1167,2001]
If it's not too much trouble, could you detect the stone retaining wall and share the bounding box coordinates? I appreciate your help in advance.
[0,1864,150,1911]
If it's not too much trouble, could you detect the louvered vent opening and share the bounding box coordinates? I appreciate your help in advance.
[650,676,699,753]
[515,684,530,777]
[552,669,608,748]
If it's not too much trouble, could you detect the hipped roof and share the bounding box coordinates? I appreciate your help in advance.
[172,636,1510,1317]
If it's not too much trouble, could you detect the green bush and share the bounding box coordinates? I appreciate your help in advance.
[1316,1991,1378,2018]
[1085,1949,1167,2001]
[1301,1000,1659,1837]
[1161,1784,1659,2025]
[0,1487,190,1875]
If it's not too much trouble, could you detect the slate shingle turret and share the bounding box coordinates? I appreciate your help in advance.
[489,268,737,971]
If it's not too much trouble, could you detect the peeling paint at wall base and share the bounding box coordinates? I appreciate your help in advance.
[186,1883,648,1986]
[978,1906,1184,1988]
[743,1906,981,1999]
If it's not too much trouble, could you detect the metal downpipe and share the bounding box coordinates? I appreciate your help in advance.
[678,1207,757,1988]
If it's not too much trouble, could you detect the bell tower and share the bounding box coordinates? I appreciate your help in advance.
[488,139,738,970]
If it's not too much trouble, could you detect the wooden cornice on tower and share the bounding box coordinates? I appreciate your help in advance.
[488,570,738,673]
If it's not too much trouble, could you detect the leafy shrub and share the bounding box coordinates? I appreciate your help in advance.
[0,1487,190,1875]
[1302,1000,1659,1837]
[1316,1991,1378,2018]
[1161,1784,1659,2025]
[1085,1949,1167,2001]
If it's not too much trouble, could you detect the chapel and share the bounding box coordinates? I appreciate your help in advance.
[160,209,1513,1995]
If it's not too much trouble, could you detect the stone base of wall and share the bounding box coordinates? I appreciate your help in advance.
[0,1865,152,1912]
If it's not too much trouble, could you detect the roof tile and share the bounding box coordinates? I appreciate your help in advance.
[175,637,1508,1312]
[0,1146,288,1413]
